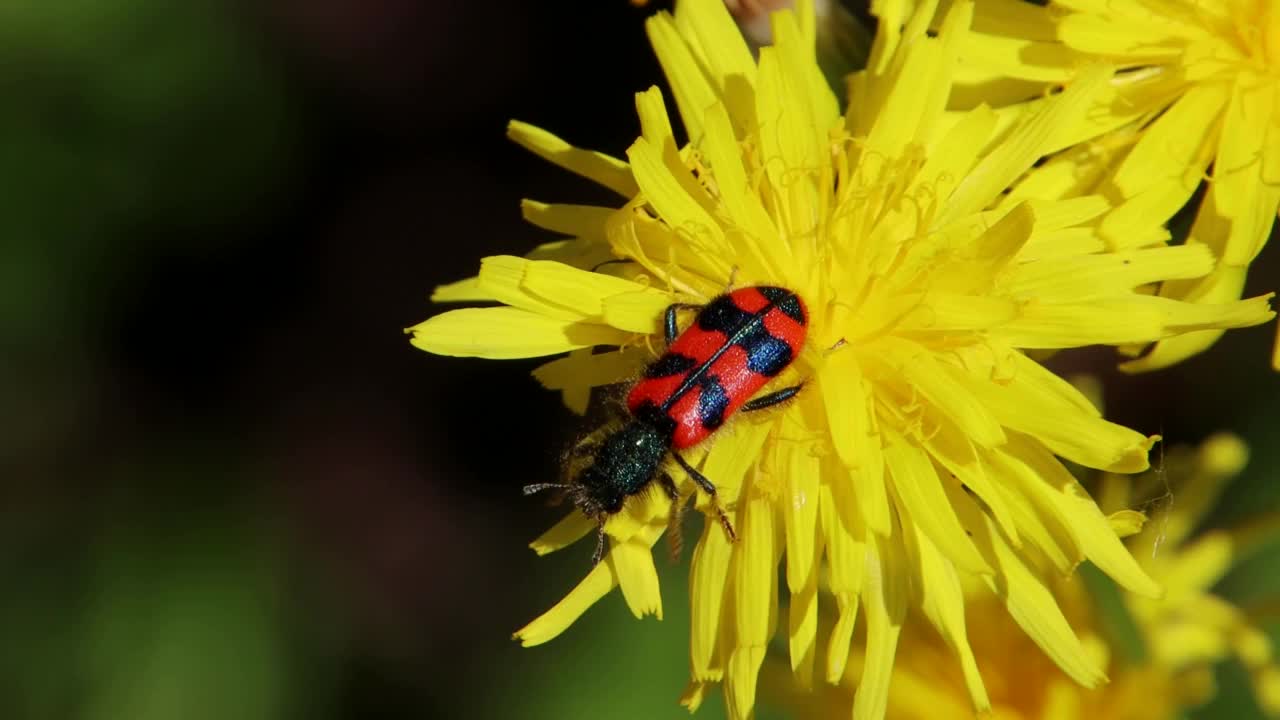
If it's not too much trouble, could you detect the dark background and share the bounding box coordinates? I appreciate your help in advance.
[2,1,1276,718]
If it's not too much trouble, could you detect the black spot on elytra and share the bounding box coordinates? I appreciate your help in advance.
[697,295,753,334]
[744,333,792,376]
[644,352,697,378]
[632,400,678,437]
[697,374,729,429]
[757,286,806,324]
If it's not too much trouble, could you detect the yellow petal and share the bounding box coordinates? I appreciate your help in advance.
[782,442,821,591]
[530,512,593,556]
[1099,182,1194,250]
[919,104,998,198]
[699,99,786,277]
[1003,244,1214,302]
[771,5,840,133]
[508,120,637,197]
[679,682,711,713]
[626,136,729,260]
[958,32,1080,83]
[645,12,716,143]
[520,199,615,238]
[884,432,991,575]
[600,290,674,335]
[610,536,663,620]
[936,201,1036,295]
[532,347,648,392]
[824,592,860,684]
[955,358,1155,472]
[522,259,666,322]
[972,0,1061,42]
[1108,509,1146,538]
[678,0,757,128]
[1214,76,1274,229]
[514,562,617,646]
[635,85,676,152]
[699,417,773,504]
[728,496,778,720]
[1027,195,1111,231]
[819,477,866,597]
[821,350,891,535]
[902,519,991,712]
[997,293,1275,349]
[1004,134,1126,206]
[820,349,861,466]
[940,65,1110,225]
[924,419,1023,545]
[878,337,1006,448]
[1057,12,1186,59]
[853,530,907,720]
[1108,83,1227,199]
[916,0,974,145]
[899,291,1019,331]
[864,29,947,163]
[524,238,615,269]
[755,47,818,233]
[1005,435,1162,598]
[689,518,733,682]
[734,496,779,648]
[977,515,1106,688]
[979,448,1077,572]
[604,483,671,544]
[430,276,490,302]
[788,577,819,688]
[999,347,1102,417]
[772,0,840,129]
[477,255,584,320]
[408,307,631,359]
[727,646,767,720]
[1019,228,1109,261]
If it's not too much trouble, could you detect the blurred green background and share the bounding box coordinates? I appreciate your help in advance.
[0,1,1276,718]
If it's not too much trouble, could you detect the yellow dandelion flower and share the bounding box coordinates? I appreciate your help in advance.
[408,1,1275,718]
[769,432,1280,719]
[954,0,1280,370]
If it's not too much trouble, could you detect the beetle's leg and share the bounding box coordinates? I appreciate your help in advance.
[741,383,804,412]
[672,451,737,542]
[590,524,608,567]
[664,303,704,345]
[659,473,685,562]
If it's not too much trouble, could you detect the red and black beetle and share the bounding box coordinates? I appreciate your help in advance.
[525,286,808,564]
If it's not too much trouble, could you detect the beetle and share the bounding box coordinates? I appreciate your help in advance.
[524,285,808,565]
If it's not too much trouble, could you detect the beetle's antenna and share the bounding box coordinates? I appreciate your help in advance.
[590,524,607,566]
[522,483,570,495]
